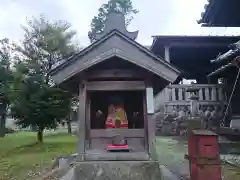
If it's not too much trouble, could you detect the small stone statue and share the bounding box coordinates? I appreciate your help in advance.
[112,135,126,145]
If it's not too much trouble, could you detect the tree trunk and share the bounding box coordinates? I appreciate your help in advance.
[0,114,6,137]
[67,122,72,134]
[67,114,72,134]
[0,104,7,137]
[37,128,44,143]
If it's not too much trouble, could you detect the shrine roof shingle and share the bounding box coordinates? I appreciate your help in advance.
[198,0,240,27]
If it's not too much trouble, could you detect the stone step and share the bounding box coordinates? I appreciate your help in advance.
[73,161,162,180]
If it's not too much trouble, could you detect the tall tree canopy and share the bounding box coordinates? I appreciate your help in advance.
[0,38,12,137]
[10,15,78,142]
[16,15,78,83]
[88,0,138,42]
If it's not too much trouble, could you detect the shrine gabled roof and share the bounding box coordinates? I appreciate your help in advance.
[50,29,180,85]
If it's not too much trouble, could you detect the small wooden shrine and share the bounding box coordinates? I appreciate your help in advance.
[50,11,180,162]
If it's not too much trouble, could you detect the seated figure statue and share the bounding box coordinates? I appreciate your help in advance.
[105,104,128,129]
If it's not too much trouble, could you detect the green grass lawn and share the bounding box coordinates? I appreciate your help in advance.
[0,132,76,180]
[1,133,239,180]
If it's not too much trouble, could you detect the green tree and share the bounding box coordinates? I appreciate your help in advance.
[11,15,77,142]
[88,0,138,42]
[0,38,12,137]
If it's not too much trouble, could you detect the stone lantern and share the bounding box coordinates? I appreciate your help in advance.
[187,87,200,117]
[186,87,205,134]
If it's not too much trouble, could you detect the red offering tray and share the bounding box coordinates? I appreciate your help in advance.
[107,144,129,149]
[106,144,131,152]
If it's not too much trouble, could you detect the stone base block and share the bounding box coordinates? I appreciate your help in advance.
[73,161,162,180]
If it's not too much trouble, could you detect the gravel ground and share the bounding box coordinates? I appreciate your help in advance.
[156,136,240,180]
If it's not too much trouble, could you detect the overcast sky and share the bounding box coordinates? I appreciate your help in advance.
[0,0,240,46]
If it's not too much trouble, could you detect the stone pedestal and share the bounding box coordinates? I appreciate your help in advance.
[186,87,205,136]
[73,161,162,180]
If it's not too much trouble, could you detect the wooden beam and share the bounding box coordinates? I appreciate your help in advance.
[86,69,145,79]
[90,129,144,138]
[170,42,230,48]
[77,81,86,161]
[86,81,145,91]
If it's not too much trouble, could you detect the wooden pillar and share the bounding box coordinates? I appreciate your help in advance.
[77,81,86,161]
[164,46,170,62]
[146,87,155,156]
[86,94,91,149]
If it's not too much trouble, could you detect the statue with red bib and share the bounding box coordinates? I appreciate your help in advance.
[105,97,128,129]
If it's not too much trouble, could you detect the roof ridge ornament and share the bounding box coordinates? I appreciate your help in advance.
[95,10,138,41]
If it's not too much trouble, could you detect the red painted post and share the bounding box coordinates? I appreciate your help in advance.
[186,130,222,180]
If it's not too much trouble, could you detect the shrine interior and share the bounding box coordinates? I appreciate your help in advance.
[89,91,145,129]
